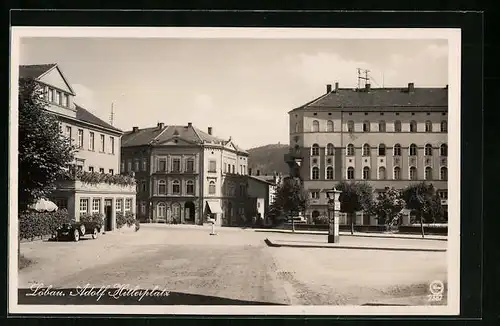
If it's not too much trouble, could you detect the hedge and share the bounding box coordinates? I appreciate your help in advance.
[80,212,104,227]
[116,211,137,229]
[19,209,71,241]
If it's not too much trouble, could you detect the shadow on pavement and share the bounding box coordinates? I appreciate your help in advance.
[18,288,284,305]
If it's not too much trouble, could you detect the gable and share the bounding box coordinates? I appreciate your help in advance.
[38,67,74,94]
[155,137,199,146]
[225,141,238,152]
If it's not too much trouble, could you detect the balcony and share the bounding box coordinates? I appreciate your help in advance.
[57,180,136,194]
[284,147,303,163]
[440,157,447,166]
[393,156,401,166]
[409,156,417,166]
[424,156,433,166]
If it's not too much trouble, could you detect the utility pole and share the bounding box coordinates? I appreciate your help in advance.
[109,102,114,126]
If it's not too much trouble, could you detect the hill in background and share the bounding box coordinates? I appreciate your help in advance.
[247,143,290,176]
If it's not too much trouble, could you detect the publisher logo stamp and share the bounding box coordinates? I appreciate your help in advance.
[427,280,444,302]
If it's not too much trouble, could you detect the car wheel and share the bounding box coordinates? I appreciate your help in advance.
[79,224,86,235]
[92,228,98,239]
[73,229,80,242]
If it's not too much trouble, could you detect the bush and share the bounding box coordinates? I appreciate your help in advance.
[80,212,104,227]
[19,209,71,240]
[313,215,329,225]
[116,211,136,229]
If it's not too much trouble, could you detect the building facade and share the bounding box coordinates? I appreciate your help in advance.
[286,82,448,225]
[121,123,249,226]
[19,64,136,230]
[247,173,283,224]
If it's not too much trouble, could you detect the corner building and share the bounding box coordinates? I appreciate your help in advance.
[286,82,448,225]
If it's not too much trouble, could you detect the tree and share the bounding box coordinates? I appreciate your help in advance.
[336,181,375,234]
[401,182,444,238]
[373,187,406,229]
[271,176,309,232]
[18,78,75,212]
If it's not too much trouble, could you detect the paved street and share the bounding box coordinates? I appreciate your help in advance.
[19,224,447,305]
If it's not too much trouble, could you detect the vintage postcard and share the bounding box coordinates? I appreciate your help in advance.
[9,27,461,315]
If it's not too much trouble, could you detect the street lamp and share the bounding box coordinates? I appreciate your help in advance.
[325,187,342,243]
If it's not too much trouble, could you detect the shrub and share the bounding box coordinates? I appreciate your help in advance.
[116,211,136,229]
[80,212,104,227]
[313,215,329,225]
[19,209,71,240]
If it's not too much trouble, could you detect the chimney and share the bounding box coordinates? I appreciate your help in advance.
[408,82,415,92]
[132,126,139,133]
[445,84,448,89]
[157,122,164,129]
[208,127,213,135]
[256,170,260,176]
[335,82,339,92]
[326,84,332,93]
[365,83,371,92]
[248,168,252,176]
[187,122,192,128]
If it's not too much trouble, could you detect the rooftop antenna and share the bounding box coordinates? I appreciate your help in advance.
[109,102,114,126]
[357,68,370,89]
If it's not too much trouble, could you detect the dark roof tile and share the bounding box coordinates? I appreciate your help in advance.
[74,104,122,133]
[19,64,57,80]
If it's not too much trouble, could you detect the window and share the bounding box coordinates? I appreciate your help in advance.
[89,132,95,151]
[394,167,401,180]
[63,94,69,107]
[172,180,181,194]
[425,120,433,132]
[441,120,447,132]
[100,134,105,152]
[311,167,320,180]
[48,88,53,102]
[140,202,147,215]
[410,120,417,132]
[311,144,320,156]
[127,160,132,172]
[363,121,370,132]
[173,158,181,172]
[379,167,386,180]
[110,137,115,154]
[440,144,448,156]
[186,180,194,195]
[393,143,402,156]
[158,158,167,171]
[232,165,235,174]
[311,191,320,199]
[378,144,386,156]
[134,160,140,171]
[363,167,370,180]
[347,120,354,132]
[77,129,84,148]
[440,167,448,180]
[409,167,417,180]
[99,168,104,174]
[425,144,433,156]
[394,120,402,132]
[294,122,300,133]
[326,120,334,132]
[109,169,114,175]
[158,180,166,195]
[379,121,386,132]
[157,203,166,218]
[89,166,94,172]
[92,199,101,213]
[79,199,88,216]
[125,198,132,211]
[65,126,72,143]
[326,166,334,179]
[425,167,433,180]
[312,120,319,132]
[186,159,194,172]
[141,181,146,192]
[142,158,147,171]
[347,167,354,180]
[409,144,417,156]
[209,181,216,194]
[362,144,370,156]
[438,190,448,200]
[120,161,125,172]
[116,199,123,212]
[326,143,334,156]
[208,160,216,172]
[55,91,61,105]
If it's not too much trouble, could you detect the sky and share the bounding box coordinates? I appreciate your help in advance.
[19,37,448,150]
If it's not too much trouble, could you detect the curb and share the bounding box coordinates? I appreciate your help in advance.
[255,229,447,241]
[264,238,447,253]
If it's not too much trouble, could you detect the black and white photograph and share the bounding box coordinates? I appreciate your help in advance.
[9,27,461,315]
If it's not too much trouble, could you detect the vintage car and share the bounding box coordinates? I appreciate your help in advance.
[55,221,101,242]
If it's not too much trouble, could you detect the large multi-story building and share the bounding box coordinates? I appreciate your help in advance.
[285,82,448,225]
[121,123,249,226]
[19,64,136,231]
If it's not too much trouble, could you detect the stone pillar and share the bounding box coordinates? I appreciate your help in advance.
[111,197,116,231]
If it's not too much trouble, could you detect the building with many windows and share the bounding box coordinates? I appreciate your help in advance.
[121,123,249,226]
[285,82,448,224]
[19,64,136,230]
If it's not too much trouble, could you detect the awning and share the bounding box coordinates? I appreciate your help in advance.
[206,201,223,214]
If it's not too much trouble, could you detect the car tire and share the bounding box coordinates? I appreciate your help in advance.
[73,229,80,242]
[92,228,98,239]
[79,224,86,235]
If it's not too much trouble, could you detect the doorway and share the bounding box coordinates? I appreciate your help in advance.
[104,199,113,231]
[184,201,195,224]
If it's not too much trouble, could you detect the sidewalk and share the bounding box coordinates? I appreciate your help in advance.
[253,228,447,241]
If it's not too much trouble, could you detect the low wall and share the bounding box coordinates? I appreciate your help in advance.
[282,223,448,235]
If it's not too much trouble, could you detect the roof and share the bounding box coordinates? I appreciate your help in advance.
[290,86,448,113]
[248,175,276,185]
[74,104,123,133]
[19,64,57,79]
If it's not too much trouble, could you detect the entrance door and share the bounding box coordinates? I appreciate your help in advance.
[104,199,113,231]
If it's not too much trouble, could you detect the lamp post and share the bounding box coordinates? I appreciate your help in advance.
[326,187,342,243]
